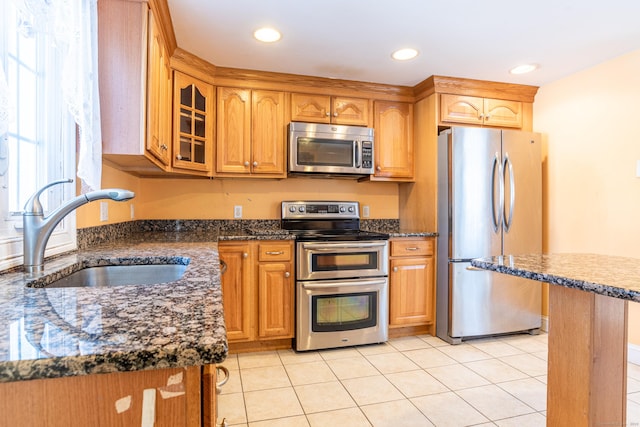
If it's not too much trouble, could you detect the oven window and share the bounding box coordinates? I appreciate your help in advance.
[297,137,354,167]
[312,252,378,271]
[311,292,377,332]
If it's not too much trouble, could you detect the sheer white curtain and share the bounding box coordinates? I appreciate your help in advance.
[13,0,102,191]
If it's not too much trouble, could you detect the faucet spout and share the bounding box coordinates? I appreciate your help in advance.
[23,180,135,274]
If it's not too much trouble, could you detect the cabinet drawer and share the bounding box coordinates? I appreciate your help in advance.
[258,242,292,261]
[390,239,434,257]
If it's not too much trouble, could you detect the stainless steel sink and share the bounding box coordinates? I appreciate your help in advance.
[44,264,188,288]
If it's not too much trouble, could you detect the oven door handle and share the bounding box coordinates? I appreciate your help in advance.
[301,242,387,251]
[301,278,387,290]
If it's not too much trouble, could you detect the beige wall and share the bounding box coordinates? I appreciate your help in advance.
[76,163,399,227]
[534,49,640,343]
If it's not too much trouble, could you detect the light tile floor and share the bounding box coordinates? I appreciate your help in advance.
[217,333,640,426]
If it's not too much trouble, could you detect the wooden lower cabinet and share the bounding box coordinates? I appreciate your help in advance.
[388,237,435,335]
[0,365,222,427]
[219,241,294,347]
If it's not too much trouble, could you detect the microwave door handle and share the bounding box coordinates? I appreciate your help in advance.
[354,140,360,168]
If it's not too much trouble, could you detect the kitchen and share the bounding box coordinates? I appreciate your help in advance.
[1,0,640,426]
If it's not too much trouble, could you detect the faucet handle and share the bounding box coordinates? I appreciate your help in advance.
[23,179,74,216]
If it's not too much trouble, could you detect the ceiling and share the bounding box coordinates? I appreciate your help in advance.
[167,1,640,88]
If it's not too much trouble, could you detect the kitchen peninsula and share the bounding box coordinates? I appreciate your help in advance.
[0,233,228,426]
[472,253,640,427]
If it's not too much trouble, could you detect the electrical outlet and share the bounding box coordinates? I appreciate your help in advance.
[130,204,135,219]
[100,202,108,222]
[362,205,370,218]
[234,205,243,219]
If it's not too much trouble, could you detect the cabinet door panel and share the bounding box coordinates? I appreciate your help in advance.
[291,93,331,123]
[219,243,254,341]
[373,101,414,179]
[173,71,214,173]
[390,256,434,326]
[440,94,484,125]
[216,87,252,174]
[252,90,286,175]
[483,98,523,128]
[258,262,293,339]
[332,96,370,126]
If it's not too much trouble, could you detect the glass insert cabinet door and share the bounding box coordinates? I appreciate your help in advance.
[173,71,214,172]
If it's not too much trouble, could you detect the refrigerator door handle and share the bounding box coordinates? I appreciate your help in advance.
[491,152,504,232]
[503,154,515,232]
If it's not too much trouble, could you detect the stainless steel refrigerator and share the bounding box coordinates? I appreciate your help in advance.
[436,127,542,344]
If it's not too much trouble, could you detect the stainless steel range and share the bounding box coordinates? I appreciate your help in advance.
[281,201,390,351]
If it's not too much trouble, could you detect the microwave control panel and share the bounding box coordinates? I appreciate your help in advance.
[361,141,373,168]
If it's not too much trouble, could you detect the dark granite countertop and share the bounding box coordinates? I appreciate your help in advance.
[0,233,227,383]
[389,231,438,238]
[471,253,640,302]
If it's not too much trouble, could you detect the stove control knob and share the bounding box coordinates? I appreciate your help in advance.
[348,206,355,213]
[339,206,346,213]
[298,206,305,212]
[289,206,296,213]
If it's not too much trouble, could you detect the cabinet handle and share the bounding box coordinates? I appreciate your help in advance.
[244,161,249,167]
[220,260,227,275]
[333,112,338,117]
[478,114,484,120]
[393,266,398,272]
[284,272,290,278]
[243,252,248,259]
[176,154,182,160]
[376,166,381,171]
[160,144,168,150]
[253,161,258,167]
[405,247,420,251]
[265,251,284,255]
[485,114,491,120]
[325,112,330,117]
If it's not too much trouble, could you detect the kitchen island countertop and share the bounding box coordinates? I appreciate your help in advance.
[0,232,227,383]
[471,253,640,302]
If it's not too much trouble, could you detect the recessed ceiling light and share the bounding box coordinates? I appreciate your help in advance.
[510,64,538,75]
[392,48,418,61]
[253,27,281,43]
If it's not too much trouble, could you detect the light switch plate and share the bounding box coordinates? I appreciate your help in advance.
[100,202,108,222]
[130,204,135,219]
[362,205,370,218]
[234,205,243,219]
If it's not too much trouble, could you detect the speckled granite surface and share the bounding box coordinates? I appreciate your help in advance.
[471,254,640,302]
[0,233,227,383]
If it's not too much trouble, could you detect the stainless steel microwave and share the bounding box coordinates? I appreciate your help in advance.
[288,122,374,177]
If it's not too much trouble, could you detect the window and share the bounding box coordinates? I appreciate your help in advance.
[0,1,76,271]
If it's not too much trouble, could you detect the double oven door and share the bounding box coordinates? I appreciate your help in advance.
[295,240,389,351]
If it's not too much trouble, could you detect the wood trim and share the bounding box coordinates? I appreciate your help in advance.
[228,338,293,354]
[414,75,538,103]
[170,48,217,84]
[388,324,432,338]
[149,0,177,54]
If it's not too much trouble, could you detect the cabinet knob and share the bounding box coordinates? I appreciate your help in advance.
[160,144,168,150]
[478,114,484,120]
[376,166,381,171]
[244,161,250,167]
[484,114,491,120]
[393,266,398,272]
[176,154,182,160]
[253,161,258,167]
[333,112,338,117]
[242,252,248,259]
[284,272,290,278]
[325,112,330,117]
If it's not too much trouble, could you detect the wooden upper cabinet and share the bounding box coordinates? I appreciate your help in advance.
[372,101,414,180]
[291,93,370,126]
[252,90,287,175]
[146,10,172,167]
[217,87,287,177]
[173,70,215,174]
[440,94,522,128]
[216,87,252,174]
